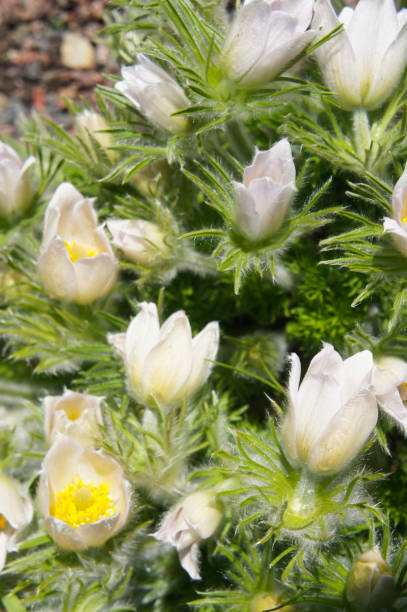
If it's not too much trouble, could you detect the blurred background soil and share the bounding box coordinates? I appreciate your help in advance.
[0,0,115,136]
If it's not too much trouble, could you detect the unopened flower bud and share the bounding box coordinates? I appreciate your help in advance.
[346,546,395,611]
[43,389,104,447]
[234,139,296,242]
[282,343,377,475]
[153,490,223,579]
[220,0,315,88]
[0,143,35,215]
[312,0,407,109]
[108,302,219,407]
[107,218,167,265]
[250,592,294,612]
[75,111,115,160]
[115,55,189,133]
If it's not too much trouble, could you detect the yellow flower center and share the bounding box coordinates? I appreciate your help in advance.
[399,381,407,403]
[51,477,116,529]
[402,217,407,226]
[0,514,6,529]
[64,241,99,263]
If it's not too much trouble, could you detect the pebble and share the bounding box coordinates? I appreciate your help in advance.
[60,32,95,70]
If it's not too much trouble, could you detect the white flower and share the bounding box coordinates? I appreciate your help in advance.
[346,546,395,611]
[234,139,296,242]
[108,302,219,407]
[312,0,407,109]
[383,163,407,257]
[75,111,115,160]
[373,356,407,434]
[282,343,377,475]
[115,55,189,133]
[107,218,167,265]
[0,143,35,215]
[38,183,118,304]
[153,490,223,580]
[38,436,131,551]
[220,0,315,88]
[0,472,33,572]
[44,389,104,447]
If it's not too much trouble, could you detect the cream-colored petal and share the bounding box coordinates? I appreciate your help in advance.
[38,238,77,302]
[76,514,121,548]
[142,311,193,404]
[342,350,373,404]
[125,303,160,396]
[373,356,407,395]
[72,253,117,304]
[377,389,407,434]
[181,321,219,398]
[234,182,262,240]
[0,532,9,572]
[308,389,378,475]
[391,163,407,224]
[44,517,85,551]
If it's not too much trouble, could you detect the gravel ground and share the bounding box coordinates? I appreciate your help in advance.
[0,0,116,136]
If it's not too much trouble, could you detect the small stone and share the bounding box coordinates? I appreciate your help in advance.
[60,32,95,70]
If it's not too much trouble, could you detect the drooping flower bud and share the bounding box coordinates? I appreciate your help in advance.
[0,472,33,572]
[115,55,189,133]
[43,389,104,447]
[312,0,407,109]
[38,183,118,304]
[346,547,395,611]
[38,436,130,551]
[153,490,223,580]
[108,302,219,408]
[0,143,35,215]
[282,343,377,475]
[107,218,167,265]
[233,139,296,242]
[220,0,315,88]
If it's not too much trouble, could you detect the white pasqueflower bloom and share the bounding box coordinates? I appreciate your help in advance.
[0,472,33,572]
[107,218,167,265]
[220,0,315,88]
[312,0,407,109]
[38,183,118,304]
[153,490,223,580]
[75,110,115,160]
[383,163,407,257]
[108,302,219,407]
[38,436,131,551]
[115,55,189,133]
[233,139,296,242]
[346,547,395,611]
[44,389,104,447]
[0,143,35,215]
[282,343,377,475]
[373,356,407,434]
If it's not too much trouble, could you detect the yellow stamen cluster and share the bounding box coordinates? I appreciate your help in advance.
[402,217,407,226]
[51,477,116,529]
[64,241,98,263]
[0,514,6,529]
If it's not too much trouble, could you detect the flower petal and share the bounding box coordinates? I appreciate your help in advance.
[38,238,76,302]
[377,389,407,434]
[181,321,219,398]
[308,389,378,474]
[73,252,117,304]
[142,311,193,404]
[125,303,160,396]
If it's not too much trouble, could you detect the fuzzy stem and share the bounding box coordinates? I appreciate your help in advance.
[353,108,371,163]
